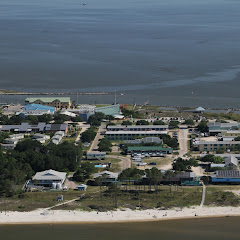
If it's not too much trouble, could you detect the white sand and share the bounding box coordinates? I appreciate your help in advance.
[0,206,240,224]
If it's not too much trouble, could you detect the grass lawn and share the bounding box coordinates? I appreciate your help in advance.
[104,157,122,172]
[106,152,123,156]
[81,158,122,172]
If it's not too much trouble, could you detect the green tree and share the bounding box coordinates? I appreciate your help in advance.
[197,121,209,133]
[201,154,215,162]
[73,162,96,182]
[26,115,38,125]
[172,158,198,171]
[54,113,70,124]
[38,114,53,123]
[72,116,83,122]
[81,127,96,143]
[105,115,115,121]
[184,119,195,126]
[161,134,179,149]
[121,120,132,125]
[98,138,112,152]
[169,121,179,129]
[121,108,144,119]
[0,132,10,143]
[108,182,121,208]
[216,148,225,154]
[136,120,149,125]
[234,136,240,141]
[88,112,105,126]
[153,120,165,125]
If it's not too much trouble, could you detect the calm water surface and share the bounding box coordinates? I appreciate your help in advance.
[1,0,240,108]
[1,217,240,240]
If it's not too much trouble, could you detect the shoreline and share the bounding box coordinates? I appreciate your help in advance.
[1,206,240,225]
[0,91,114,96]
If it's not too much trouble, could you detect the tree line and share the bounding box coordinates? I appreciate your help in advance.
[0,139,82,196]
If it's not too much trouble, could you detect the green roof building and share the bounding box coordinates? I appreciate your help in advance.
[127,146,173,154]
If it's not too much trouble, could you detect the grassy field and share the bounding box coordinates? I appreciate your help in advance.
[205,186,240,207]
[53,185,240,211]
[106,152,122,156]
[100,157,122,172]
[81,158,122,172]
[51,185,204,211]
[1,185,240,212]
[143,157,172,167]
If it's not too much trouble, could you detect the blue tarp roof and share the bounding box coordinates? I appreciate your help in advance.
[24,104,55,113]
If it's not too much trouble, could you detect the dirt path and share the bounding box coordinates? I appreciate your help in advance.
[178,129,189,157]
[107,154,131,170]
[200,184,206,207]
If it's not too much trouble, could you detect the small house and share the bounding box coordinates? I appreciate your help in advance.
[87,151,106,160]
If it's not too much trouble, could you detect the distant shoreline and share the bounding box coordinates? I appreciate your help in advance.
[0,89,114,96]
[1,206,240,225]
[1,88,240,111]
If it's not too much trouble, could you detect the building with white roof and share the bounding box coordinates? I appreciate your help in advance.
[93,171,119,183]
[32,169,67,188]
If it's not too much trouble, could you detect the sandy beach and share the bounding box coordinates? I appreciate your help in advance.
[0,206,240,225]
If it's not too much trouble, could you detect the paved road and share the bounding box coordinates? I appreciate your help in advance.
[178,129,189,157]
[200,184,206,207]
[89,122,106,151]
[107,154,131,170]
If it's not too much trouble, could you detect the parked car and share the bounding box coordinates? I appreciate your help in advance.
[149,162,157,165]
